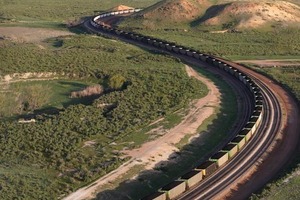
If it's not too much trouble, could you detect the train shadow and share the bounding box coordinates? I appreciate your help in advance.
[92,66,238,200]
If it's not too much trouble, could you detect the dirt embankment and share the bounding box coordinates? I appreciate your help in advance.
[63,65,221,200]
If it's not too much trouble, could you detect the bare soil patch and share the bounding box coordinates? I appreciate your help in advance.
[236,59,300,67]
[0,27,73,43]
[202,1,300,29]
[135,0,210,22]
[107,5,134,12]
[63,65,220,200]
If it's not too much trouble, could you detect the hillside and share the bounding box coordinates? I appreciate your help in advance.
[138,0,210,22]
[119,0,211,28]
[199,1,300,29]
[119,0,300,30]
[107,5,134,12]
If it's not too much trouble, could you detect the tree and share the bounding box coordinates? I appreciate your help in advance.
[108,74,126,90]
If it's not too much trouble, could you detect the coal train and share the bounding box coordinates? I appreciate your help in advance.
[88,9,264,200]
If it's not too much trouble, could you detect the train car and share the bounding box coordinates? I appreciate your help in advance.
[199,54,207,62]
[255,94,263,102]
[115,29,124,36]
[195,161,217,176]
[250,116,260,126]
[212,59,219,67]
[256,100,263,107]
[172,46,180,53]
[219,63,227,70]
[180,170,203,189]
[128,9,135,13]
[239,73,247,82]
[238,128,252,142]
[192,52,200,59]
[221,143,238,158]
[245,122,257,135]
[231,135,246,150]
[210,152,229,167]
[206,56,213,65]
[252,111,262,122]
[130,34,140,40]
[147,38,155,45]
[142,191,166,200]
[228,66,235,75]
[165,44,173,51]
[160,181,186,200]
[179,47,187,55]
[153,41,160,47]
[186,50,194,57]
[139,37,147,43]
[159,42,166,49]
[223,64,230,72]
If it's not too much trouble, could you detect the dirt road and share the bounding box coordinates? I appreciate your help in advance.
[63,65,220,200]
[236,59,300,67]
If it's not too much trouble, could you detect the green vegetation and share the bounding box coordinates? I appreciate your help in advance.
[0,0,160,28]
[0,79,98,118]
[253,66,300,100]
[94,65,238,199]
[0,33,208,199]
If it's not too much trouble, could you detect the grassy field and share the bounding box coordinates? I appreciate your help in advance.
[1,0,299,199]
[0,0,160,29]
[0,79,100,118]
[0,31,213,199]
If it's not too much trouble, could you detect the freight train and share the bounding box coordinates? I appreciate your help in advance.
[88,9,264,200]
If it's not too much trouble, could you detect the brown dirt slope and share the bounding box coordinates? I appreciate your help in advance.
[200,1,300,29]
[133,0,210,22]
[107,5,134,12]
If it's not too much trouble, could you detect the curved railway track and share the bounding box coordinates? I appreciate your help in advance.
[66,9,300,200]
[178,75,282,199]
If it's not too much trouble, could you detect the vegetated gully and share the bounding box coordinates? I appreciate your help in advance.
[83,16,299,199]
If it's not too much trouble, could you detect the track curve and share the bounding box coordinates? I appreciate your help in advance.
[69,9,300,200]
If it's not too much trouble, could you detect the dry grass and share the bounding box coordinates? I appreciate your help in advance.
[70,85,103,98]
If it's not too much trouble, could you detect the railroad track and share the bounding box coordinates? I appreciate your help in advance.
[72,9,299,200]
[177,75,281,199]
